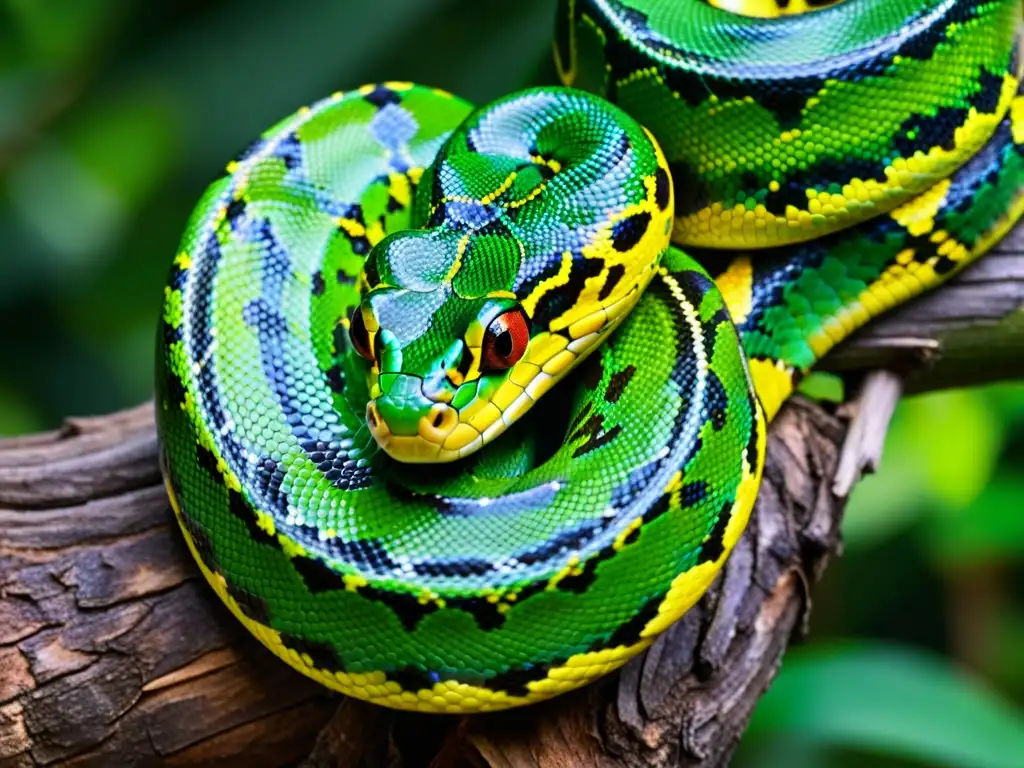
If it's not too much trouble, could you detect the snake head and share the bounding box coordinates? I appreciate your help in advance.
[349,228,540,463]
[351,215,666,464]
[349,87,674,463]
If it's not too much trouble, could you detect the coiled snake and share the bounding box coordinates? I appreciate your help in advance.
[156,0,1024,712]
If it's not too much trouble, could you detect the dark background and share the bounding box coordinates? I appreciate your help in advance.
[1,2,1021,764]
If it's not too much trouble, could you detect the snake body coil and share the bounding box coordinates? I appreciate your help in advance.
[157,0,1024,712]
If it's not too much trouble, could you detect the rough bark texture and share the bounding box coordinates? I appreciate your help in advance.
[0,406,338,768]
[825,233,1024,389]
[1,227,1022,767]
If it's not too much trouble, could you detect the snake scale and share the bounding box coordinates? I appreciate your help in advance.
[156,0,1024,712]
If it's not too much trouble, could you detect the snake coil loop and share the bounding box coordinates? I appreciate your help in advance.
[157,0,1024,712]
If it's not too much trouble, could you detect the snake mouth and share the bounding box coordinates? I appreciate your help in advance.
[368,307,640,463]
[367,289,647,463]
[367,401,476,463]
[367,373,477,463]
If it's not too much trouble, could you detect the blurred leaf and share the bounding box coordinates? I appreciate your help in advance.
[798,371,845,403]
[0,0,129,175]
[7,137,121,261]
[133,0,551,176]
[842,457,928,547]
[898,389,1003,510]
[0,70,49,146]
[983,381,1024,423]
[4,0,122,65]
[5,91,178,265]
[842,402,932,546]
[64,93,178,204]
[734,739,834,768]
[97,322,158,406]
[992,610,1024,693]
[747,645,1024,768]
[844,383,1023,547]
[0,385,43,436]
[926,475,1024,563]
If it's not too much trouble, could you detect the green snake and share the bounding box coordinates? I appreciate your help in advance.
[156,0,1024,712]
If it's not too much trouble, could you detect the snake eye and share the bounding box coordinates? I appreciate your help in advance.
[349,308,375,362]
[480,308,529,373]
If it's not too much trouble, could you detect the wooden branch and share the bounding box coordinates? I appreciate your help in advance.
[824,232,1024,391]
[1,227,1022,767]
[418,398,845,768]
[0,406,337,767]
[832,371,904,498]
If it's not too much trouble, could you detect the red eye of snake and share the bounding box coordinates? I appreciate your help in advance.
[349,309,375,362]
[480,308,529,373]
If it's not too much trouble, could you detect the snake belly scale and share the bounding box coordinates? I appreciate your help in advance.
[157,0,1024,712]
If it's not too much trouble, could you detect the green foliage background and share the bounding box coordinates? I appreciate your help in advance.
[1,2,1021,764]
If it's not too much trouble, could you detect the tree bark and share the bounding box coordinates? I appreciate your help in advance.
[1,227,1022,768]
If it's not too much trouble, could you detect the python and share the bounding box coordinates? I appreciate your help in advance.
[157,0,1023,712]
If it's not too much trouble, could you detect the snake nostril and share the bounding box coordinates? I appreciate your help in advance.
[422,403,457,438]
[366,403,379,429]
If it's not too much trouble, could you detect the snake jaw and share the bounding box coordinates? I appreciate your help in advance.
[371,294,646,463]
[367,373,469,463]
[369,416,480,464]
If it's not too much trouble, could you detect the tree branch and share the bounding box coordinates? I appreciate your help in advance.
[824,233,1024,390]
[1,228,1022,767]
